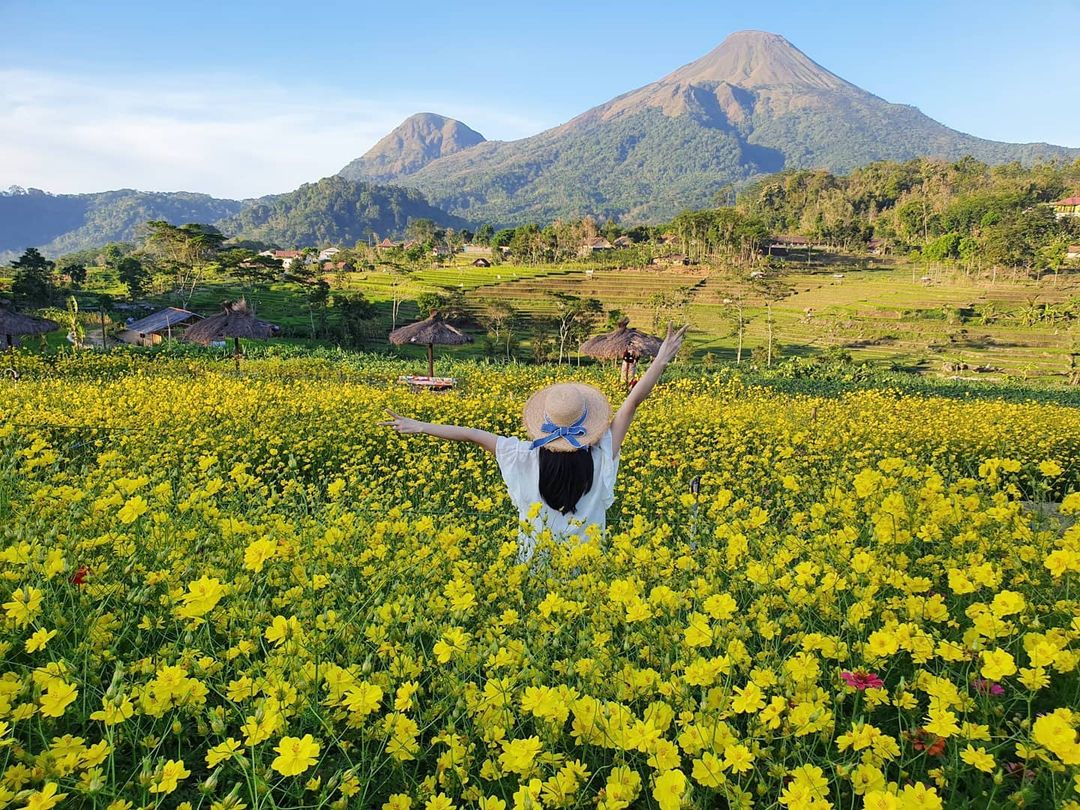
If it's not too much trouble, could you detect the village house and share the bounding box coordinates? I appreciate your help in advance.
[118,307,201,347]
[579,236,614,257]
[471,257,492,267]
[462,244,493,256]
[1067,244,1080,261]
[318,247,341,262]
[258,249,304,270]
[1050,197,1080,218]
[376,238,403,249]
[868,237,887,255]
[322,260,353,272]
[613,235,634,248]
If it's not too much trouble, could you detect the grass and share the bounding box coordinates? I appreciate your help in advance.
[7,254,1080,385]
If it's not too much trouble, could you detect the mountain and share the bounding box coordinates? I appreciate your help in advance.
[1,177,464,260]
[341,30,1080,225]
[0,187,245,260]
[338,113,486,183]
[219,175,467,247]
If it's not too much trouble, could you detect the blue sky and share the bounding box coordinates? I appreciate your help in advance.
[2,0,1078,198]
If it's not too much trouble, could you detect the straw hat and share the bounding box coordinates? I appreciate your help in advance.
[523,383,611,452]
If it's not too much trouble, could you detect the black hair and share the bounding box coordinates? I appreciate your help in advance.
[538,446,594,514]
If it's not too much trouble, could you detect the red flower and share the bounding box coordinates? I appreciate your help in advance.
[840,670,884,690]
[71,565,90,586]
[907,728,947,758]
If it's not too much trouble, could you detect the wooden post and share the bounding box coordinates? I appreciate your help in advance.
[427,343,434,378]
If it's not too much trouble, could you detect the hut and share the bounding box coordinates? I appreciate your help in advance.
[471,258,492,268]
[1,303,59,377]
[389,311,472,378]
[580,318,661,384]
[1,304,59,350]
[184,299,280,370]
[118,307,201,346]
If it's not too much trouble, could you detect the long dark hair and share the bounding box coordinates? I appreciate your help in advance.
[538,446,594,514]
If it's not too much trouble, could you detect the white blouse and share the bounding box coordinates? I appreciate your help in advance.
[495,428,620,559]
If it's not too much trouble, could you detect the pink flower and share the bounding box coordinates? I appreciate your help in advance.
[971,678,1005,696]
[840,670,884,690]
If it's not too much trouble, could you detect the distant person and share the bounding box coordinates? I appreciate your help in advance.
[621,349,640,386]
[381,324,689,561]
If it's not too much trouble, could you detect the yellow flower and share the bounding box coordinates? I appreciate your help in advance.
[39,681,78,718]
[3,587,43,628]
[23,782,67,810]
[980,649,1017,681]
[703,593,737,620]
[1038,460,1062,477]
[731,682,765,714]
[117,495,149,524]
[149,758,190,794]
[244,538,278,573]
[90,696,134,726]
[265,615,301,645]
[691,751,726,788]
[25,628,57,653]
[271,734,320,776]
[175,576,225,620]
[499,737,542,776]
[652,769,687,810]
[959,744,995,773]
[206,738,244,767]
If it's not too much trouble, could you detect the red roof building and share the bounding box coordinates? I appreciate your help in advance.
[1051,197,1080,218]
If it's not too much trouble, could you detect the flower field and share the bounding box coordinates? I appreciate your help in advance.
[1,355,1079,810]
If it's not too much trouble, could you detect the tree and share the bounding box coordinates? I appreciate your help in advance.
[10,248,57,307]
[474,224,495,244]
[415,291,447,315]
[117,257,150,299]
[60,262,87,287]
[307,280,331,339]
[142,221,226,305]
[480,300,519,361]
[334,292,376,348]
[548,292,602,364]
[406,218,436,245]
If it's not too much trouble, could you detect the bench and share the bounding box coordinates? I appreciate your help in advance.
[397,375,457,392]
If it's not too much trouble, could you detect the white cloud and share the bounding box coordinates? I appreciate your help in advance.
[0,70,550,199]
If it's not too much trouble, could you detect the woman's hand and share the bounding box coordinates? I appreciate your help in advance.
[379,409,428,435]
[655,323,690,366]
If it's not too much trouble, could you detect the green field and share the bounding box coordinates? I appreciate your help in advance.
[9,252,1080,384]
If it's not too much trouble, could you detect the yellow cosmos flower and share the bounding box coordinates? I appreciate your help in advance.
[149,758,190,794]
[271,734,320,776]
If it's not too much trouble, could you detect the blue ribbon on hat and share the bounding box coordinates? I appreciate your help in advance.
[530,406,589,450]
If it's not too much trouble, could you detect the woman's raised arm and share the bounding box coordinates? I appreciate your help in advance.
[609,323,689,458]
[379,409,500,454]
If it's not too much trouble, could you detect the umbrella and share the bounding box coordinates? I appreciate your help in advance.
[1,302,59,378]
[184,299,280,370]
[579,318,662,360]
[389,311,472,378]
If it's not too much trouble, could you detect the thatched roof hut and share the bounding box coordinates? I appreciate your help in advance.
[184,300,278,346]
[184,300,279,369]
[389,311,472,377]
[0,304,59,348]
[579,318,661,360]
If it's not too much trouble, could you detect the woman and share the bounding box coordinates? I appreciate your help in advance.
[381,324,689,560]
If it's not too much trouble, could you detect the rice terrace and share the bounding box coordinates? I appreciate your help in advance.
[1,4,1080,810]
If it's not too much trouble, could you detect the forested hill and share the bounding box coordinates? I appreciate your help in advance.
[344,30,1080,225]
[0,187,244,261]
[217,176,467,247]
